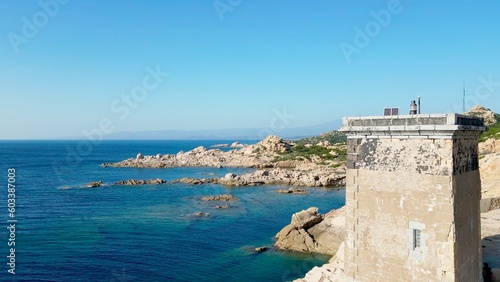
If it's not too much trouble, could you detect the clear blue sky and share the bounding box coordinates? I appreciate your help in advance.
[1,0,499,139]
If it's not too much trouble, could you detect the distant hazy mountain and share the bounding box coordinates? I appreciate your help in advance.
[101,120,342,140]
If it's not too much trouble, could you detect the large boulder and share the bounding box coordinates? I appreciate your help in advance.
[191,146,207,154]
[219,173,249,186]
[257,135,292,153]
[306,208,346,255]
[291,207,323,229]
[465,105,497,126]
[275,207,345,255]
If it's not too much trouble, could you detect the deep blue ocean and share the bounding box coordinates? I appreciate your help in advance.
[0,140,345,282]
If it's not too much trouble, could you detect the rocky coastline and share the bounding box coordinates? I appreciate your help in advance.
[102,135,291,169]
[102,135,347,188]
[88,167,346,188]
[96,106,500,281]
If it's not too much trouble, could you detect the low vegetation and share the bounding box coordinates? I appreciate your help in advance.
[270,131,348,164]
[295,131,347,146]
[276,145,347,161]
[480,113,500,142]
[465,107,500,142]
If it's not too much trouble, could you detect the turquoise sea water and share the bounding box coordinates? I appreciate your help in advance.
[0,140,345,281]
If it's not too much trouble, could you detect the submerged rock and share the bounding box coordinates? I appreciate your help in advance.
[254,246,268,253]
[193,211,210,218]
[201,194,238,202]
[277,187,308,194]
[87,181,103,188]
[114,178,166,185]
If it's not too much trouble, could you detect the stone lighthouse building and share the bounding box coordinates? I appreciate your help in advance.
[339,113,486,281]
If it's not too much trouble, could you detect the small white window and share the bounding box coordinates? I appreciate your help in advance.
[408,222,427,260]
[413,229,421,249]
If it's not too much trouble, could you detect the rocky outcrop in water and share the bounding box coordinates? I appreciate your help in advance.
[219,169,345,187]
[277,187,308,194]
[254,246,268,253]
[193,212,210,218]
[275,207,345,255]
[114,178,166,185]
[212,142,247,149]
[87,181,103,188]
[168,167,345,188]
[171,177,218,185]
[201,194,238,201]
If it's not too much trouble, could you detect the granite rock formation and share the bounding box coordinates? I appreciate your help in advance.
[275,207,345,255]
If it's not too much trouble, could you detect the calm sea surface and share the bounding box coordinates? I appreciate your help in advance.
[0,140,345,281]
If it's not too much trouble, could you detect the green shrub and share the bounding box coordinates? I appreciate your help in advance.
[480,114,500,142]
[296,131,347,145]
[273,144,347,163]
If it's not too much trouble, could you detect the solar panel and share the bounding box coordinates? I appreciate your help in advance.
[383,108,399,116]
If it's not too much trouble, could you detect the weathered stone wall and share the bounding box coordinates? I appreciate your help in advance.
[452,162,482,280]
[453,138,480,175]
[341,114,485,282]
[344,140,458,281]
[346,138,453,175]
